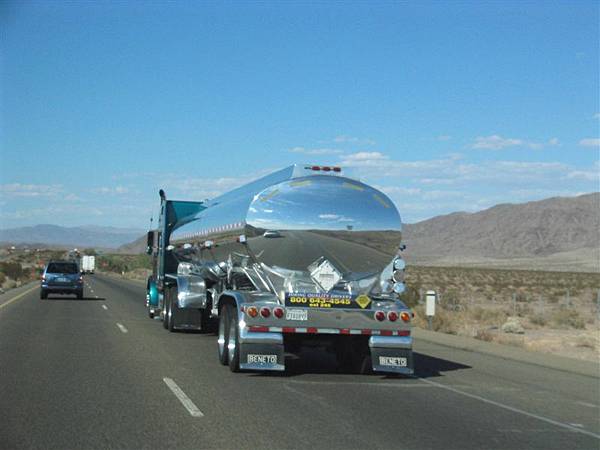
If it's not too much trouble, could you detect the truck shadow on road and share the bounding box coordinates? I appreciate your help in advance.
[253,350,471,379]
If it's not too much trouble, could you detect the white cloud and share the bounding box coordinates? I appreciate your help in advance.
[318,213,354,222]
[472,135,561,150]
[566,170,599,182]
[333,135,376,146]
[343,151,388,162]
[288,146,343,155]
[378,186,422,196]
[0,183,63,198]
[472,135,523,150]
[91,186,129,195]
[579,138,600,147]
[437,135,452,141]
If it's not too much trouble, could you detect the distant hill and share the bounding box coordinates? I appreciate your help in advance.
[115,192,599,271]
[0,225,145,249]
[402,193,600,272]
[115,234,148,254]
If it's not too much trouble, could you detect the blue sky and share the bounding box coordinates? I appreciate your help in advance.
[1,1,598,229]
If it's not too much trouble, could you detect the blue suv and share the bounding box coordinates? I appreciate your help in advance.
[41,261,84,299]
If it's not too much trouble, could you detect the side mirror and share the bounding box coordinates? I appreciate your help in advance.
[146,230,154,255]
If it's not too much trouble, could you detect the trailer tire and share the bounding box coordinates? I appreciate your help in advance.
[40,290,47,300]
[227,305,240,372]
[162,289,171,330]
[217,305,230,365]
[167,287,179,332]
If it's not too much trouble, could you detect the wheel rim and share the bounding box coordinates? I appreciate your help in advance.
[218,314,227,359]
[227,312,237,363]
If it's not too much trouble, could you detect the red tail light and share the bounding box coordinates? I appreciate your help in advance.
[388,311,398,322]
[273,307,284,319]
[260,307,271,318]
[333,167,341,172]
[375,311,385,321]
[321,166,331,171]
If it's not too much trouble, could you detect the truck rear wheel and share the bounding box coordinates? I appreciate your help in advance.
[162,290,171,330]
[167,287,179,332]
[227,305,240,372]
[217,305,231,365]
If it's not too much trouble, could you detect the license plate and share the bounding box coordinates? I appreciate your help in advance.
[379,356,407,367]
[57,277,68,282]
[286,308,308,321]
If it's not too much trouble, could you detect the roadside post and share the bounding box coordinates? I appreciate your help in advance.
[426,290,436,331]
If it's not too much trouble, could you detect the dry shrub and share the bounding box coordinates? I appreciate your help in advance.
[552,310,585,329]
[494,334,525,348]
[575,336,597,349]
[413,307,461,334]
[529,314,547,326]
[470,307,507,324]
[474,329,494,342]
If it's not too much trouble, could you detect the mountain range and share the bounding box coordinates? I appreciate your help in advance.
[402,192,599,272]
[0,224,145,249]
[1,193,598,271]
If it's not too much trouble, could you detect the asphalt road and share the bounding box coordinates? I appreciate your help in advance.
[0,274,598,450]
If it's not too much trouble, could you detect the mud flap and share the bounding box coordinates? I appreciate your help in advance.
[239,327,285,371]
[369,335,414,375]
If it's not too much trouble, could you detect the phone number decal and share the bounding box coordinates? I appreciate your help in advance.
[284,293,371,309]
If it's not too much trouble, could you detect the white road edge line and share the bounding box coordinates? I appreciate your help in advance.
[418,377,600,440]
[163,377,204,417]
[576,401,598,409]
[116,323,128,333]
[102,305,108,310]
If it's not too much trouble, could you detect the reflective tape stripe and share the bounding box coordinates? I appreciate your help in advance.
[247,326,410,336]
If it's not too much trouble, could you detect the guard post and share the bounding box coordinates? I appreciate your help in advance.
[426,290,436,330]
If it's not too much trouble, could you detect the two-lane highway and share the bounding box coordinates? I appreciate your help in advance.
[1,274,598,449]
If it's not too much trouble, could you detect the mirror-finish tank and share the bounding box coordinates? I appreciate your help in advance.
[170,166,402,282]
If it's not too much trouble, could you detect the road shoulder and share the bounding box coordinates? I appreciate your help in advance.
[414,327,599,378]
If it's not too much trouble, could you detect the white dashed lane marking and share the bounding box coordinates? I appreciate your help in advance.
[102,305,108,310]
[116,323,128,333]
[163,378,204,417]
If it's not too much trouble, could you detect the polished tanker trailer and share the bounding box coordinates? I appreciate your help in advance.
[145,164,413,374]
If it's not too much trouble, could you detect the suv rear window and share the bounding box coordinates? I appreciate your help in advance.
[47,263,79,274]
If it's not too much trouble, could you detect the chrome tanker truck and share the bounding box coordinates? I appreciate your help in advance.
[145,164,413,374]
